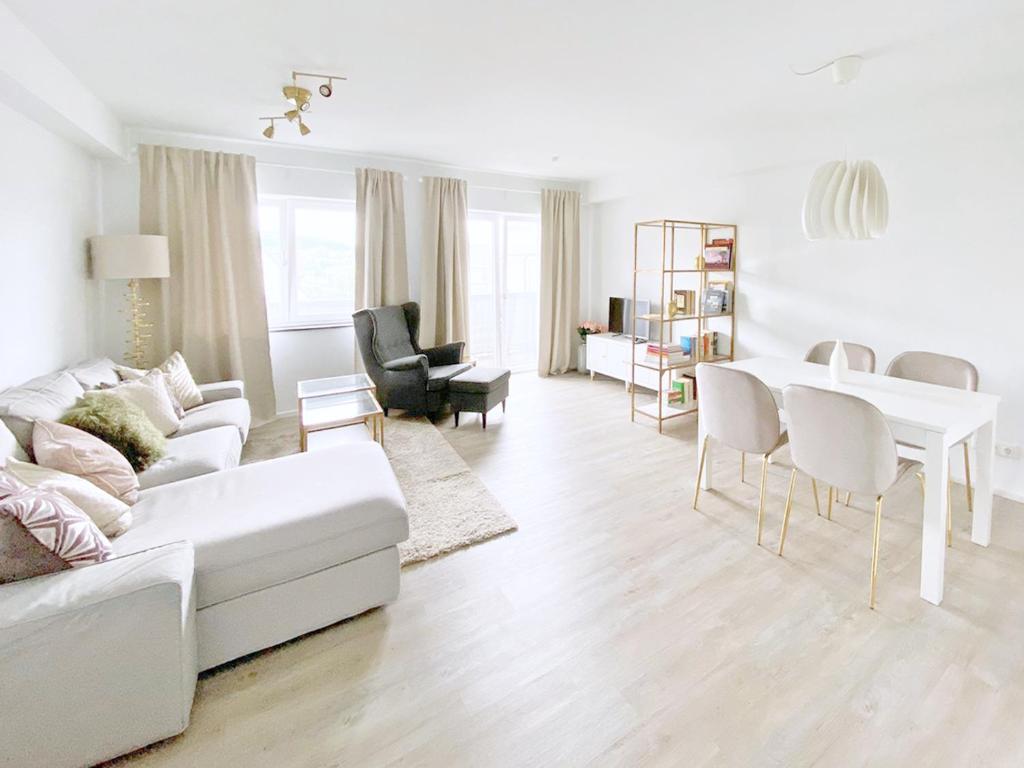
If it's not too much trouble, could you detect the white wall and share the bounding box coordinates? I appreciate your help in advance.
[100,129,582,413]
[588,124,1024,500]
[0,101,101,387]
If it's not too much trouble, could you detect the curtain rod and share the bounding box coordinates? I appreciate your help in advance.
[255,160,552,195]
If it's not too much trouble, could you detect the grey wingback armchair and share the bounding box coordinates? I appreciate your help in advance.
[353,302,471,415]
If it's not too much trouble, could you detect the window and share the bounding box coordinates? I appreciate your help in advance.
[467,211,541,371]
[258,197,356,329]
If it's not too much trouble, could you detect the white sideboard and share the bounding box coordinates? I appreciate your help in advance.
[585,333,660,391]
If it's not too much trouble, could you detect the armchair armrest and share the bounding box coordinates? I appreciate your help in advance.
[0,542,198,768]
[198,379,245,403]
[424,341,465,367]
[383,354,429,373]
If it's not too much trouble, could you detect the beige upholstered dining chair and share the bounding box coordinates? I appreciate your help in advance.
[886,351,979,546]
[804,341,877,373]
[777,384,922,608]
[693,364,789,545]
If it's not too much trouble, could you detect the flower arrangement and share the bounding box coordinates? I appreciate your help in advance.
[576,321,607,341]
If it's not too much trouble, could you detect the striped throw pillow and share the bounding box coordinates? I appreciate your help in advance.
[159,352,204,410]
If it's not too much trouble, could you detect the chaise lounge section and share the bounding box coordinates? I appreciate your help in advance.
[0,358,409,768]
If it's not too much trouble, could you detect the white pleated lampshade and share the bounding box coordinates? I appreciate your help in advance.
[802,160,888,240]
[89,235,170,279]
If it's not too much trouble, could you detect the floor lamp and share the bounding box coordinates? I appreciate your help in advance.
[90,235,170,368]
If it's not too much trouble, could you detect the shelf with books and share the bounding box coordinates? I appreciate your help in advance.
[630,219,737,433]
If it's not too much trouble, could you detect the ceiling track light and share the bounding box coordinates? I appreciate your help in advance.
[259,69,345,139]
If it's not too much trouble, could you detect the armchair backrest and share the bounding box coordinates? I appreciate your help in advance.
[353,302,423,371]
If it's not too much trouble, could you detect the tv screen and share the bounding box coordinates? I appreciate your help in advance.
[608,297,650,339]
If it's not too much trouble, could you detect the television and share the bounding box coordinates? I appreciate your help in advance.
[608,297,650,339]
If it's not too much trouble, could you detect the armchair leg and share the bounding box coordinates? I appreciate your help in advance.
[383,407,389,417]
[454,411,460,428]
[482,413,487,429]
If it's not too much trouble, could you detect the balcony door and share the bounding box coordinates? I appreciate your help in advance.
[467,212,541,371]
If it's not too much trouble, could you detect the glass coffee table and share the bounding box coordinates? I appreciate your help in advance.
[297,374,383,451]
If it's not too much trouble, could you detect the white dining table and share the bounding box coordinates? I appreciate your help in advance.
[699,357,1001,605]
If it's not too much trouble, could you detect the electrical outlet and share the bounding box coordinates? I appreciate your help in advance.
[995,443,1021,460]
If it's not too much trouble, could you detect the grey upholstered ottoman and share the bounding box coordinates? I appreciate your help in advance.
[448,367,510,428]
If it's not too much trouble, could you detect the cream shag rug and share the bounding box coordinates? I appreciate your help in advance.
[242,414,517,566]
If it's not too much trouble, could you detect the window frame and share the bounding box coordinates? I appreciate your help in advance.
[259,194,358,332]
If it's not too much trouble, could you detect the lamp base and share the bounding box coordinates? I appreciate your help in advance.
[123,278,154,368]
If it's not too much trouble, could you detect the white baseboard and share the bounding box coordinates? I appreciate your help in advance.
[275,408,297,418]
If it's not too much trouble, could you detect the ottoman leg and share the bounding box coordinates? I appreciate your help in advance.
[482,412,487,429]
[454,411,460,428]
[502,399,506,413]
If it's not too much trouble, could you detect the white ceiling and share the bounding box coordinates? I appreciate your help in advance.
[8,0,1023,180]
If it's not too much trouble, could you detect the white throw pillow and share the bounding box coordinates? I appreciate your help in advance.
[4,457,133,537]
[90,371,181,436]
[159,352,204,411]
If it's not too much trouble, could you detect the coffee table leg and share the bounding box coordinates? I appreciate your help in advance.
[379,414,384,447]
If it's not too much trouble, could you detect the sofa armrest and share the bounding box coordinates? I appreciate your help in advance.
[383,354,429,373]
[0,542,198,768]
[198,379,245,403]
[424,341,465,367]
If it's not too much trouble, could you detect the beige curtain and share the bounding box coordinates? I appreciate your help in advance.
[138,144,277,423]
[355,168,409,309]
[420,176,469,347]
[538,189,581,376]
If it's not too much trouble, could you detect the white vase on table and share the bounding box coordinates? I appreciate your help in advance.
[829,340,849,384]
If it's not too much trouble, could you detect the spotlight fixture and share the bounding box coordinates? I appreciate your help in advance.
[298,120,311,136]
[284,109,300,122]
[259,116,281,139]
[292,71,346,100]
[282,84,312,111]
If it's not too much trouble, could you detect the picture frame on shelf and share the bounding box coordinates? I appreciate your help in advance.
[703,239,733,270]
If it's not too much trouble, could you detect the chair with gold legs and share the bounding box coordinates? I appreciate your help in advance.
[885,351,979,547]
[776,384,922,609]
[693,363,789,546]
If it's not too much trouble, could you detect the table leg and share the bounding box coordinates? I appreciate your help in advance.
[698,413,713,490]
[920,431,949,605]
[971,418,995,546]
[379,414,385,448]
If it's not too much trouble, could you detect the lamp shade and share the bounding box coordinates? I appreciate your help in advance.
[89,235,170,279]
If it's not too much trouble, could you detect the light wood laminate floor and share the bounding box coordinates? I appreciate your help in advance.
[112,373,1024,768]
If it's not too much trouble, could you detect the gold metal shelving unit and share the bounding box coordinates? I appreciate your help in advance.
[630,219,738,433]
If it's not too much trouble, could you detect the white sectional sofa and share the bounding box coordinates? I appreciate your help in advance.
[0,359,409,768]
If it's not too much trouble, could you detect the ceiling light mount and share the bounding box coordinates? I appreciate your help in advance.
[792,54,864,85]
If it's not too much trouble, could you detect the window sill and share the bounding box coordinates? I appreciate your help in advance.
[269,320,354,333]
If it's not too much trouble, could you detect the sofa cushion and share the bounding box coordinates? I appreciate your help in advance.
[137,426,241,490]
[174,399,251,442]
[4,458,132,538]
[67,358,120,390]
[32,420,140,505]
[113,444,408,609]
[159,352,204,410]
[0,478,113,584]
[89,372,181,436]
[0,372,85,454]
[426,363,473,391]
[371,306,417,363]
[61,394,167,472]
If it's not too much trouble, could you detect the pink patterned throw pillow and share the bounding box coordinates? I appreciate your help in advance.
[0,471,112,584]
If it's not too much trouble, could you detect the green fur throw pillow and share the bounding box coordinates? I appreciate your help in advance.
[61,394,167,472]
